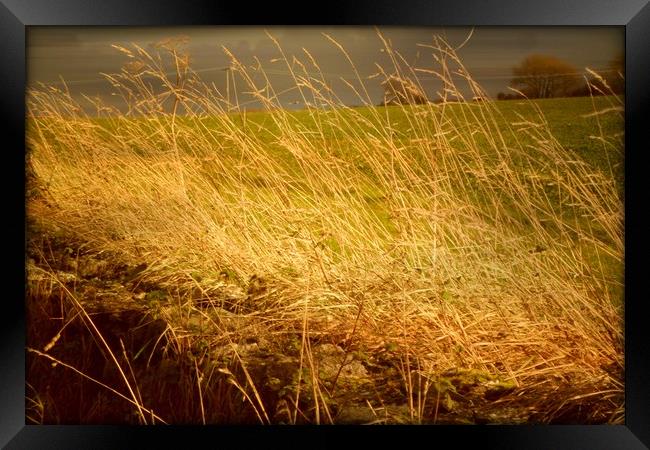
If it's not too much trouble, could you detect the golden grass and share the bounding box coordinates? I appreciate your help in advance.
[25,32,624,424]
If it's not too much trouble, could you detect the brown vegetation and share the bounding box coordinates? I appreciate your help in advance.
[25,33,624,425]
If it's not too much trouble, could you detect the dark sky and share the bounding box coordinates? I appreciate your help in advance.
[27,26,623,111]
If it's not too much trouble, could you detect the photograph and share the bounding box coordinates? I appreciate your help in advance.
[25,25,625,426]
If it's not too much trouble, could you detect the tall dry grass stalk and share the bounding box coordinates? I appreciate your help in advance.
[26,32,624,424]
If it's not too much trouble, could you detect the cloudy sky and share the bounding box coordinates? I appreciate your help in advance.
[27,26,623,111]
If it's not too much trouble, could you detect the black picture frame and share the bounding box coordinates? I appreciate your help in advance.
[3,0,649,448]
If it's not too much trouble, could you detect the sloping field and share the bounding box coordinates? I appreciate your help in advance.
[26,38,624,424]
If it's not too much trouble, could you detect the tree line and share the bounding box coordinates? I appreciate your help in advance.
[497,53,624,100]
[379,52,623,106]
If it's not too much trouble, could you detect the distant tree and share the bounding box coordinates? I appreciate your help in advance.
[510,54,581,99]
[381,75,429,105]
[604,52,624,94]
[578,53,624,97]
[566,84,592,98]
[496,91,524,101]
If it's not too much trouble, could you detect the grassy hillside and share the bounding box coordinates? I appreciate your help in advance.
[25,37,624,425]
